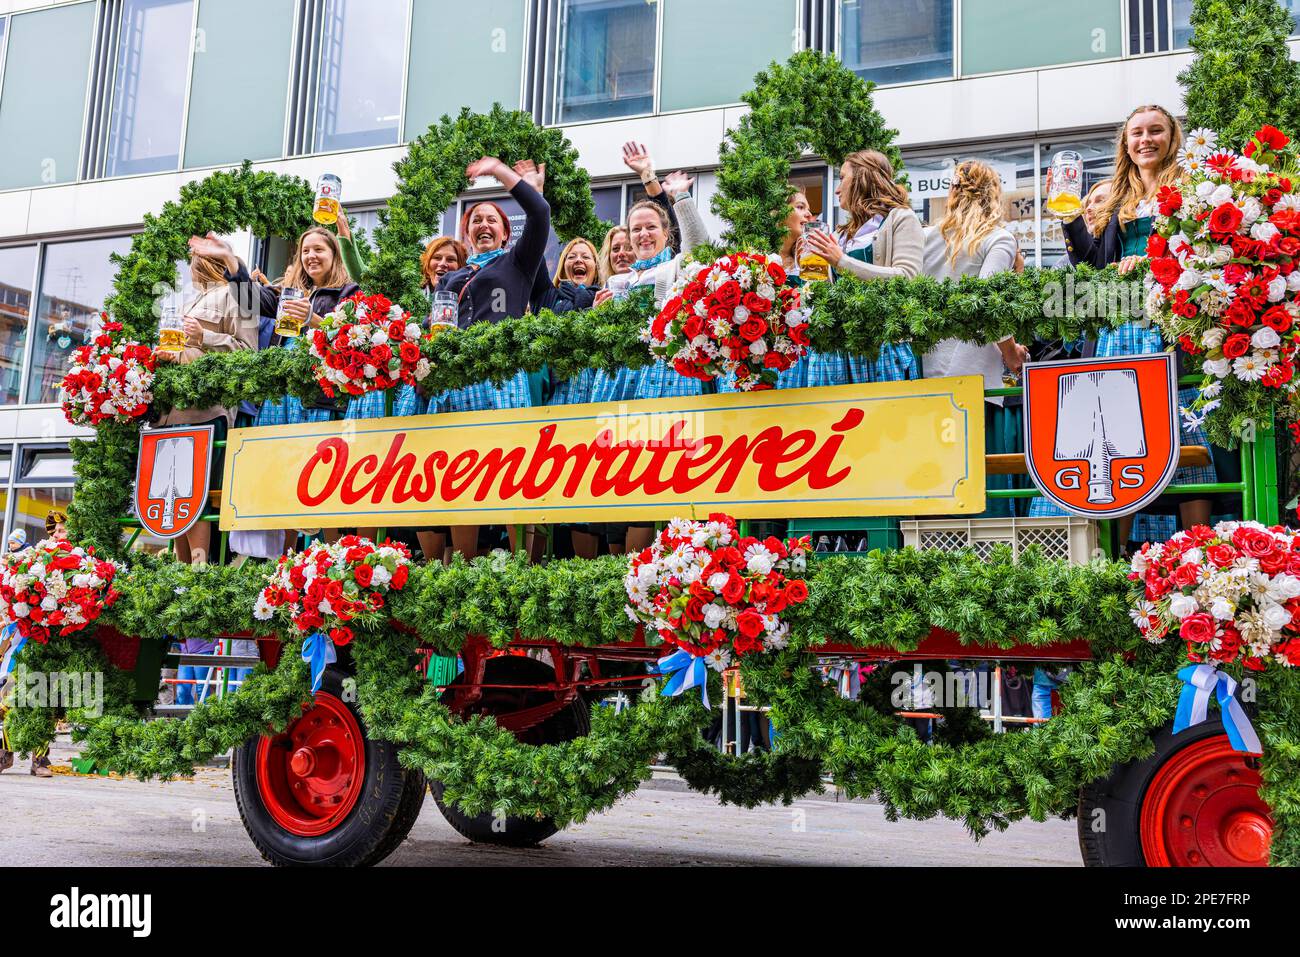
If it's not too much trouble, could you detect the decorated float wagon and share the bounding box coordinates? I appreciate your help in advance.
[4,53,1299,868]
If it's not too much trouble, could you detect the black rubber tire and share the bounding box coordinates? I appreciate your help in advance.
[232,668,422,867]
[431,656,590,847]
[1077,719,1250,867]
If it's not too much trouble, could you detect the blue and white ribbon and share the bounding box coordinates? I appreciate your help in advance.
[301,633,337,695]
[1173,662,1262,754]
[0,623,26,678]
[632,248,672,272]
[657,650,710,709]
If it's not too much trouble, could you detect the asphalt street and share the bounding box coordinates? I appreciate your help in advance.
[1,739,1081,866]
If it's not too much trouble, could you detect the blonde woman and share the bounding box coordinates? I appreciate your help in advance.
[922,161,1029,390]
[154,236,257,565]
[922,161,1030,518]
[1054,104,1213,536]
[802,149,923,385]
[597,225,635,285]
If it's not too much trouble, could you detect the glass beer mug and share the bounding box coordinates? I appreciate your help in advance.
[428,291,458,335]
[275,287,306,338]
[799,218,831,282]
[158,300,186,354]
[1045,151,1084,217]
[313,173,342,225]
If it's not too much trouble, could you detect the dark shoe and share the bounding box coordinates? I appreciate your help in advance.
[0,750,12,773]
[30,754,52,778]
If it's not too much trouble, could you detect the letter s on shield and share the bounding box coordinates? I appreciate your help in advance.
[1022,354,1180,518]
[135,425,215,539]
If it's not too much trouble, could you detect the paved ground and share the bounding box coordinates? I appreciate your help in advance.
[0,739,1081,866]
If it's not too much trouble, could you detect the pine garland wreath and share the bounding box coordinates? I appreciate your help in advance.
[713,50,904,251]
[1178,0,1300,147]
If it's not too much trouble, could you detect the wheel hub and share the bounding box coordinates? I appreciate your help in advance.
[1140,735,1271,867]
[255,691,365,837]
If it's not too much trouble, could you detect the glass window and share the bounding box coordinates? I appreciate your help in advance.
[105,0,195,177]
[839,0,953,86]
[19,447,75,483]
[1038,137,1116,265]
[660,0,795,111]
[315,0,407,152]
[184,0,294,168]
[1173,0,1300,48]
[962,0,1120,75]
[558,0,656,122]
[0,246,37,407]
[27,236,134,406]
[898,145,1037,261]
[0,3,97,190]
[404,1,525,140]
[12,486,74,548]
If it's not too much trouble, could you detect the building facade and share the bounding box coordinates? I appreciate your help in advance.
[0,0,1295,542]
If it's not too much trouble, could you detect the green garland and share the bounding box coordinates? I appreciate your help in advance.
[713,50,903,252]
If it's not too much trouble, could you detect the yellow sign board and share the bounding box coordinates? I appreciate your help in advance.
[219,378,986,530]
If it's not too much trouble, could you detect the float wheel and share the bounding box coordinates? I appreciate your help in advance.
[1078,720,1271,867]
[233,669,424,866]
[431,655,590,847]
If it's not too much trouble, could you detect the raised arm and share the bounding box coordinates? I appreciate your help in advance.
[624,142,682,252]
[504,160,552,279]
[661,171,707,256]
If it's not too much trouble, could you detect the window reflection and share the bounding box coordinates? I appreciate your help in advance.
[314,0,406,152]
[27,236,134,405]
[840,0,954,86]
[1038,138,1116,265]
[0,246,37,406]
[558,0,656,122]
[12,485,72,547]
[105,0,194,177]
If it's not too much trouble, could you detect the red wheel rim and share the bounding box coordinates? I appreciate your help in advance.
[255,692,365,837]
[1139,734,1271,867]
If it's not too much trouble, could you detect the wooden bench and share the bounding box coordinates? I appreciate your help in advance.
[985,445,1212,476]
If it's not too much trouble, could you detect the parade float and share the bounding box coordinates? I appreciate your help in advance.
[3,50,1299,868]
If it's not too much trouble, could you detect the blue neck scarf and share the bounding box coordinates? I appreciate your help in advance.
[632,248,672,272]
[467,248,506,269]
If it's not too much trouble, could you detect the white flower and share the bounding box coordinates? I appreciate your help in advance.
[1186,127,1218,156]
[748,338,768,356]
[1209,183,1235,207]
[704,646,732,671]
[1201,327,1226,350]
[12,602,29,618]
[1210,596,1236,620]
[1252,222,1282,246]
[414,358,431,381]
[404,322,421,340]
[1252,326,1281,350]
[1169,593,1200,619]
[703,603,727,629]
[744,544,775,575]
[370,329,388,347]
[253,596,274,621]
[1261,602,1292,631]
[1232,353,1268,382]
[1203,357,1231,379]
[707,571,729,590]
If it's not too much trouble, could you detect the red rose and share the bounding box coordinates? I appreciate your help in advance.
[1148,256,1182,288]
[742,293,772,314]
[1146,234,1168,258]
[721,572,747,605]
[387,321,406,340]
[329,626,354,647]
[1170,562,1200,588]
[1261,305,1294,333]
[682,314,706,340]
[1223,300,1256,328]
[1233,526,1278,558]
[1223,263,1248,285]
[1179,612,1217,646]
[391,564,409,589]
[784,579,809,604]
[766,262,787,285]
[736,608,765,639]
[1281,236,1300,257]
[1157,185,1183,215]
[1206,543,1238,567]
[399,341,420,364]
[352,563,375,588]
[1209,202,1244,236]
[763,352,791,371]
[684,597,706,623]
[1255,125,1291,151]
[738,317,768,342]
[1223,333,1251,359]
[714,281,742,308]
